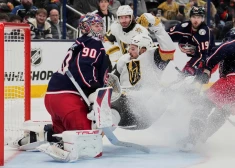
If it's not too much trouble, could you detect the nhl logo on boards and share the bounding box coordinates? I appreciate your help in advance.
[199,29,206,35]
[31,48,42,66]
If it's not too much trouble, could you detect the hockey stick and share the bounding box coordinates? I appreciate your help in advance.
[102,127,150,153]
[65,70,150,153]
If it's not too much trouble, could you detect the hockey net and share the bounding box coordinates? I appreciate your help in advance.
[0,23,31,166]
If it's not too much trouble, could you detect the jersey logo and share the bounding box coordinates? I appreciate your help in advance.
[135,27,143,33]
[120,41,128,54]
[181,22,188,27]
[199,29,206,35]
[126,60,141,86]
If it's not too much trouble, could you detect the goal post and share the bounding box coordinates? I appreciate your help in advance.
[0,23,31,166]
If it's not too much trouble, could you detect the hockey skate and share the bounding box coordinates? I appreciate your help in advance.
[8,131,47,151]
[7,132,30,148]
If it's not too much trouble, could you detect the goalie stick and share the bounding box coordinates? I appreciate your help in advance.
[65,70,150,153]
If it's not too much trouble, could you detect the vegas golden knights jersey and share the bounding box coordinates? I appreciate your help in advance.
[105,21,149,54]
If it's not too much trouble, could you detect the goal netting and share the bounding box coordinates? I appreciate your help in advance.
[0,23,31,166]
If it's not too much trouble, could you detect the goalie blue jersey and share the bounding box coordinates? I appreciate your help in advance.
[47,35,109,96]
[168,21,215,67]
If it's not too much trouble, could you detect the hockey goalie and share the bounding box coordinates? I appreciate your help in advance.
[7,13,177,161]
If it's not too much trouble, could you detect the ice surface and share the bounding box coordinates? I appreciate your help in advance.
[3,98,235,168]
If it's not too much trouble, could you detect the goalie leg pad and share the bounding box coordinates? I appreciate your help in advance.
[37,130,103,162]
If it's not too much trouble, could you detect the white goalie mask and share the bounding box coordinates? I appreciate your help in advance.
[131,34,154,54]
[116,5,133,27]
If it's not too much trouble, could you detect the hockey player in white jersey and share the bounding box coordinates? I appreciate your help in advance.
[114,13,175,88]
[111,13,176,129]
[104,5,149,61]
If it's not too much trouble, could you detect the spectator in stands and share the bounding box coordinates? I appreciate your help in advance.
[66,0,98,28]
[28,8,52,39]
[71,0,98,14]
[148,8,157,16]
[33,0,47,9]
[2,0,21,7]
[129,2,133,9]
[108,0,121,18]
[148,8,180,33]
[46,0,61,14]
[96,0,115,33]
[8,15,24,41]
[216,0,235,39]
[157,0,182,20]
[145,0,160,11]
[9,14,22,23]
[125,0,147,16]
[11,0,37,23]
[0,13,9,22]
[174,0,188,21]
[0,1,15,13]
[47,9,62,39]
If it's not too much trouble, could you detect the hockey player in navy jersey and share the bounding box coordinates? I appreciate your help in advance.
[8,13,113,161]
[33,13,115,161]
[179,28,235,151]
[168,6,215,76]
[44,13,110,134]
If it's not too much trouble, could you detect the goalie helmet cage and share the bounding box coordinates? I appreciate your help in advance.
[0,23,31,166]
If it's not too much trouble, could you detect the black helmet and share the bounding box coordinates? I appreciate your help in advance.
[190,6,205,17]
[222,28,235,42]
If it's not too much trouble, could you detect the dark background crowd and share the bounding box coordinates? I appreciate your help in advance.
[0,0,234,40]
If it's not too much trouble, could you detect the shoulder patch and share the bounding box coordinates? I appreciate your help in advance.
[199,29,206,35]
[181,22,188,27]
[135,27,143,33]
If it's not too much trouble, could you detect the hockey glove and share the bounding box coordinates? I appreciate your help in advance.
[88,92,96,103]
[182,63,196,76]
[195,69,211,84]
[137,13,161,28]
[87,92,95,121]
